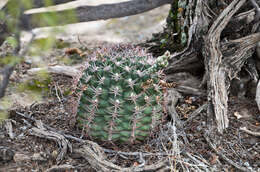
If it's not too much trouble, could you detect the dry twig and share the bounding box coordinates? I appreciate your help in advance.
[184,103,208,126]
[204,132,250,172]
[45,164,76,172]
[74,141,169,172]
[2,0,77,9]
[29,120,72,163]
[240,126,260,137]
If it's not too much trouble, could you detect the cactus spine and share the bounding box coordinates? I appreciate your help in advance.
[76,45,170,143]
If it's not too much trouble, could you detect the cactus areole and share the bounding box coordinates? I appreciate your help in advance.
[76,44,170,143]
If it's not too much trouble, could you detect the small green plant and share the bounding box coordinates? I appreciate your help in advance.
[76,44,170,143]
[0,0,77,121]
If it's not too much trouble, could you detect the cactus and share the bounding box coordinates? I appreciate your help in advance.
[76,44,170,143]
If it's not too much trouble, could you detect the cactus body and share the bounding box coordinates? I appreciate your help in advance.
[76,45,170,143]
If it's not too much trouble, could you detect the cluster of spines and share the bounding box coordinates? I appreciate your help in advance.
[76,45,170,143]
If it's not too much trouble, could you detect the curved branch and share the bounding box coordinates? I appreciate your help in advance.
[2,0,77,10]
[21,0,172,29]
[32,0,77,8]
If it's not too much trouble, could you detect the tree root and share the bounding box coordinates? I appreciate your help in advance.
[29,120,72,163]
[75,141,169,172]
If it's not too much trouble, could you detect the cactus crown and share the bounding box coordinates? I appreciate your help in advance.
[76,44,170,143]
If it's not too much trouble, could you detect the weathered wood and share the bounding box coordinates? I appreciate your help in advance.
[27,65,80,78]
[29,120,72,163]
[256,79,260,111]
[165,53,203,75]
[203,0,247,133]
[74,141,169,172]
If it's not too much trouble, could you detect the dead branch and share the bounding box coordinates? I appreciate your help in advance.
[15,110,171,171]
[19,65,80,88]
[15,109,173,171]
[15,111,84,143]
[21,0,172,29]
[203,0,247,133]
[26,65,80,78]
[31,0,77,8]
[45,164,76,172]
[103,147,176,158]
[74,141,168,172]
[250,0,260,22]
[3,0,77,10]
[240,127,260,137]
[29,120,72,163]
[184,103,208,126]
[223,33,260,77]
[1,0,171,44]
[175,85,206,96]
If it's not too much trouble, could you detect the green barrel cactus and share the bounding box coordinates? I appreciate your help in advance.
[76,44,170,143]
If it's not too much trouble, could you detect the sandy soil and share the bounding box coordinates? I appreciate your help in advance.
[23,1,171,43]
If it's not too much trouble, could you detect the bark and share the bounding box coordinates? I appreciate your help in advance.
[204,0,247,133]
[203,0,260,133]
[147,0,260,134]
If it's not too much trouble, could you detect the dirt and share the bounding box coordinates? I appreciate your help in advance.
[1,72,260,171]
[1,2,260,172]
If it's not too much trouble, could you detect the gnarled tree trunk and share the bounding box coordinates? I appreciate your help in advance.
[147,0,260,133]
